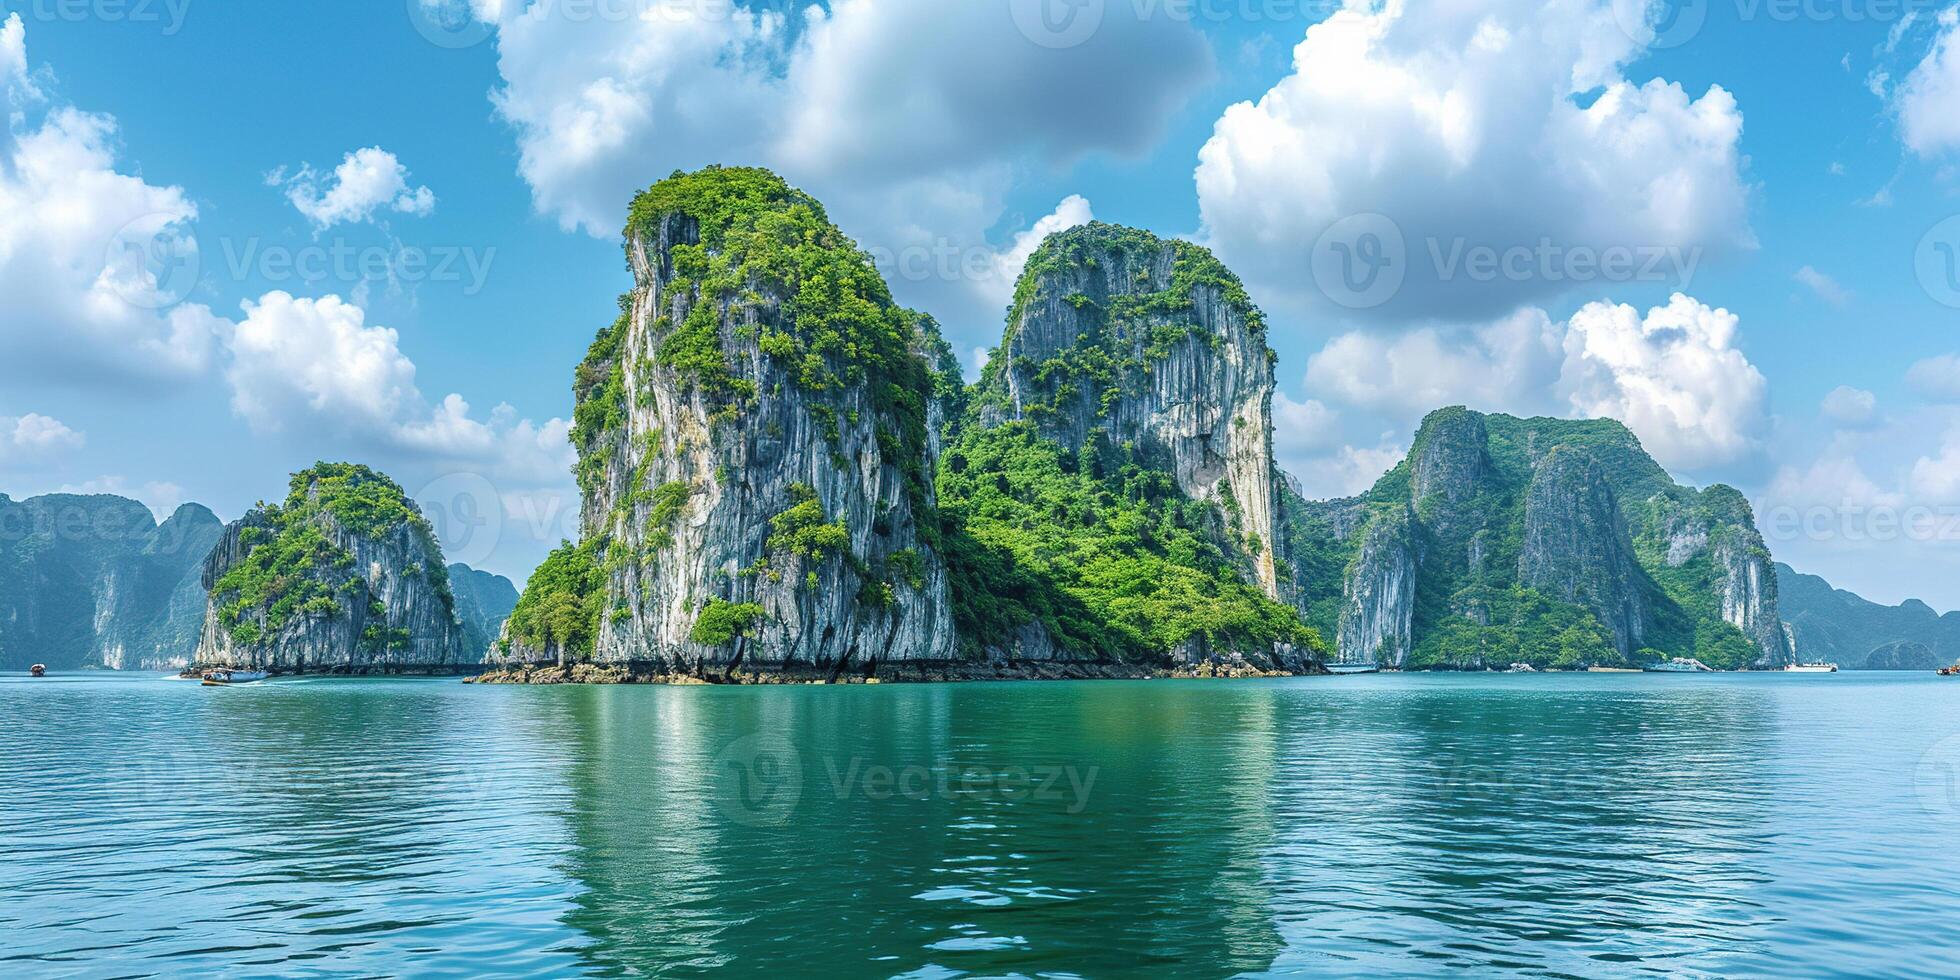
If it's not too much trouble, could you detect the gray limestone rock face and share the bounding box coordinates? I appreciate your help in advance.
[1517,449,1648,657]
[513,173,956,673]
[1336,507,1418,666]
[977,223,1282,597]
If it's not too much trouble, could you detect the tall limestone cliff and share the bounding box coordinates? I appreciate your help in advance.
[0,494,222,670]
[195,463,468,672]
[501,166,955,674]
[1516,449,1649,656]
[974,223,1282,596]
[942,222,1320,671]
[1286,408,1793,669]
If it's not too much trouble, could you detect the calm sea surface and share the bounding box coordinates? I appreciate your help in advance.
[3,671,1957,977]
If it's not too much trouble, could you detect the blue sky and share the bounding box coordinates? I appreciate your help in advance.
[4,0,1960,609]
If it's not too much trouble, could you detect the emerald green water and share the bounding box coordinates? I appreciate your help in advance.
[3,672,1957,976]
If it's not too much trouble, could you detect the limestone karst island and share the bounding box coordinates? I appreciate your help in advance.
[7,167,1807,683]
[9,4,1960,974]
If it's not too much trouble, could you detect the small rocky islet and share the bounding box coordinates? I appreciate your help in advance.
[26,165,1803,683]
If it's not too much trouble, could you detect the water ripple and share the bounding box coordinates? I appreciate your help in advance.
[2,672,1956,976]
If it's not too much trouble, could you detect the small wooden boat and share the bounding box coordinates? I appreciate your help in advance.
[29,663,46,677]
[201,669,268,687]
[1940,665,1959,677]
[1325,662,1379,675]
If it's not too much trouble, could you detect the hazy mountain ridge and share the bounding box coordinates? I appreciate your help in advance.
[1776,563,1959,669]
[0,494,221,670]
[0,487,514,670]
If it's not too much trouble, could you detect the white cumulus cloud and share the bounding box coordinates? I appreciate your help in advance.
[1907,353,1960,401]
[983,195,1095,309]
[1820,385,1879,428]
[1194,0,1751,321]
[275,146,436,230]
[1898,6,1960,157]
[1304,308,1565,418]
[223,291,571,483]
[1559,294,1769,473]
[0,411,84,463]
[1795,265,1850,307]
[0,14,222,386]
[1297,293,1770,476]
[479,0,1210,339]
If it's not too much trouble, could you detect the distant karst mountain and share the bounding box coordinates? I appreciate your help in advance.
[1776,563,1958,669]
[0,494,222,670]
[1284,408,1794,670]
[448,563,519,660]
[0,484,515,672]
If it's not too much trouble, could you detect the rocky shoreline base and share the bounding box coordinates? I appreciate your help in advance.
[466,659,1321,686]
[179,664,490,679]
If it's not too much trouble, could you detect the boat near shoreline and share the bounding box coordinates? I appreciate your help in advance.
[1325,662,1380,675]
[1644,658,1714,673]
[199,669,268,687]
[1784,663,1839,673]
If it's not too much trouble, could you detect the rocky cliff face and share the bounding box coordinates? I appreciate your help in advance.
[1648,486,1792,667]
[975,222,1281,596]
[503,166,955,673]
[1286,407,1795,669]
[938,221,1319,671]
[448,564,518,660]
[0,494,221,670]
[1517,449,1648,657]
[1334,506,1417,664]
[196,464,467,672]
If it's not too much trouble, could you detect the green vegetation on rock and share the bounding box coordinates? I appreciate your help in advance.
[690,599,767,646]
[977,222,1267,424]
[503,539,607,658]
[211,463,451,646]
[938,422,1319,662]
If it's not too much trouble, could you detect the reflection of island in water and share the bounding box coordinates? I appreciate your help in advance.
[548,683,1289,976]
[1261,680,1778,974]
